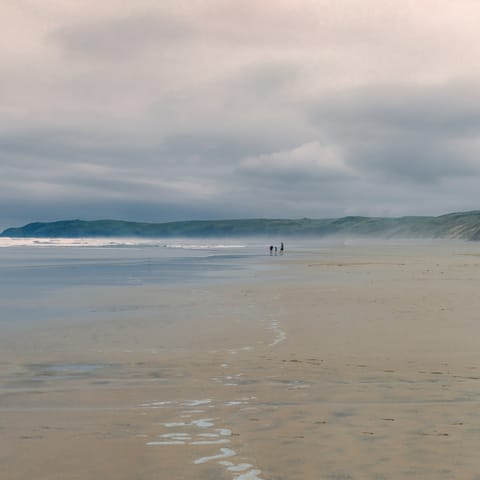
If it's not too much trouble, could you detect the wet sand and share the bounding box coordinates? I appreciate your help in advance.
[2,242,480,479]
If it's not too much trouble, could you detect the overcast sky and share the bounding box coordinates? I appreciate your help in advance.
[2,0,480,229]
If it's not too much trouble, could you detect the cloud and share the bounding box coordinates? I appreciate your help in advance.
[237,141,355,185]
[51,9,195,60]
[3,1,480,228]
[309,83,480,183]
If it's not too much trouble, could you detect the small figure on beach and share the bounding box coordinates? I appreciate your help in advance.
[269,245,273,255]
[274,246,278,255]
[280,242,284,254]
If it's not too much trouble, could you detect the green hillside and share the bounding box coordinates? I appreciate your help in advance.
[3,211,480,240]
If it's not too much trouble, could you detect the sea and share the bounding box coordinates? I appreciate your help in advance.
[0,237,295,331]
[1,235,459,333]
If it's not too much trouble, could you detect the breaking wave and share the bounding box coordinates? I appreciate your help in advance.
[0,237,247,250]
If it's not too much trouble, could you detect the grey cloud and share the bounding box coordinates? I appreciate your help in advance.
[0,124,284,224]
[51,10,195,59]
[235,141,356,190]
[0,126,278,172]
[350,140,478,183]
[158,134,274,165]
[5,1,480,230]
[230,62,299,100]
[312,84,480,136]
[309,84,480,183]
[0,129,160,166]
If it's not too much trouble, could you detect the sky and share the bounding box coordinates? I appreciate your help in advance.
[2,0,480,229]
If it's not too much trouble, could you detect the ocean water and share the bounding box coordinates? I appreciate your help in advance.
[0,237,287,329]
[2,235,447,332]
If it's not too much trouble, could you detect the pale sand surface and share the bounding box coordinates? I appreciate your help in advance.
[2,242,480,479]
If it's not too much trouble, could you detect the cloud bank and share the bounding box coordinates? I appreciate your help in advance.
[2,0,480,228]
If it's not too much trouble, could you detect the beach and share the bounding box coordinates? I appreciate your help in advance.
[1,240,480,479]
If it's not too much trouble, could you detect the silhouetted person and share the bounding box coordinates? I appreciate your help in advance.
[269,245,273,255]
[280,242,284,254]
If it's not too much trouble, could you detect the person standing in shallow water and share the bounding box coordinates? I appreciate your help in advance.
[280,242,284,254]
[269,245,273,255]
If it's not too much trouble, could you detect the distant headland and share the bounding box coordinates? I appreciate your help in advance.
[2,211,480,240]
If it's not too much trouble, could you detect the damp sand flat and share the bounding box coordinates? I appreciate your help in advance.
[2,242,480,479]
